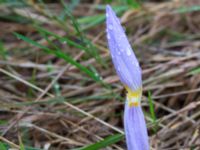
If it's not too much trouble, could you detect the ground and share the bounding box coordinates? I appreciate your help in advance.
[0,0,200,150]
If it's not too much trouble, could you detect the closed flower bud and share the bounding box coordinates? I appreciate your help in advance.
[106,5,149,150]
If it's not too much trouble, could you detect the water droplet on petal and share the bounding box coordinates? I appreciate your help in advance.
[127,48,132,56]
[108,25,113,30]
[106,13,109,18]
[120,35,125,39]
[117,67,121,72]
[107,34,111,39]
[136,62,139,67]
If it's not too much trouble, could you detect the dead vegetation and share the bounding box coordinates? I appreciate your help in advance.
[0,0,200,149]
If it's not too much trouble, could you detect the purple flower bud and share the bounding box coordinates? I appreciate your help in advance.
[106,5,149,150]
[106,5,142,93]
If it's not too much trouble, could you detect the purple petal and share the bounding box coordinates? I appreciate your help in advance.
[106,5,149,150]
[124,104,149,150]
[106,5,142,91]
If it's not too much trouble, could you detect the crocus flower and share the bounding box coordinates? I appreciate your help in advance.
[106,5,149,150]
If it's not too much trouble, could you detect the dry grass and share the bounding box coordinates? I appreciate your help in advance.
[0,0,200,149]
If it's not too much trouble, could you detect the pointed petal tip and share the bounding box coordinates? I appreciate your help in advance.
[106,5,112,12]
[106,5,114,17]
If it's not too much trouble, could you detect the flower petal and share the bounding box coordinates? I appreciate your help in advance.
[106,5,142,91]
[106,5,149,150]
[124,105,149,150]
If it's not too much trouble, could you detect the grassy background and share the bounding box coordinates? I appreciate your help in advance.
[0,0,200,149]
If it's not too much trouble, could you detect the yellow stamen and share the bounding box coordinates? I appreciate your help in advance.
[128,101,139,107]
[125,86,142,98]
[125,86,142,107]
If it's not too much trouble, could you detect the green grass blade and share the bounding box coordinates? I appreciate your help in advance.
[0,41,7,60]
[61,0,84,42]
[0,142,7,150]
[34,25,91,54]
[19,137,25,150]
[47,49,100,81]
[188,67,200,75]
[34,27,110,87]
[125,0,140,8]
[24,147,43,150]
[14,33,46,49]
[147,91,158,133]
[75,134,124,150]
[60,0,105,66]
[176,5,200,13]
[67,0,80,12]
[35,25,106,70]
[77,5,128,30]
[14,33,100,81]
[78,14,105,30]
